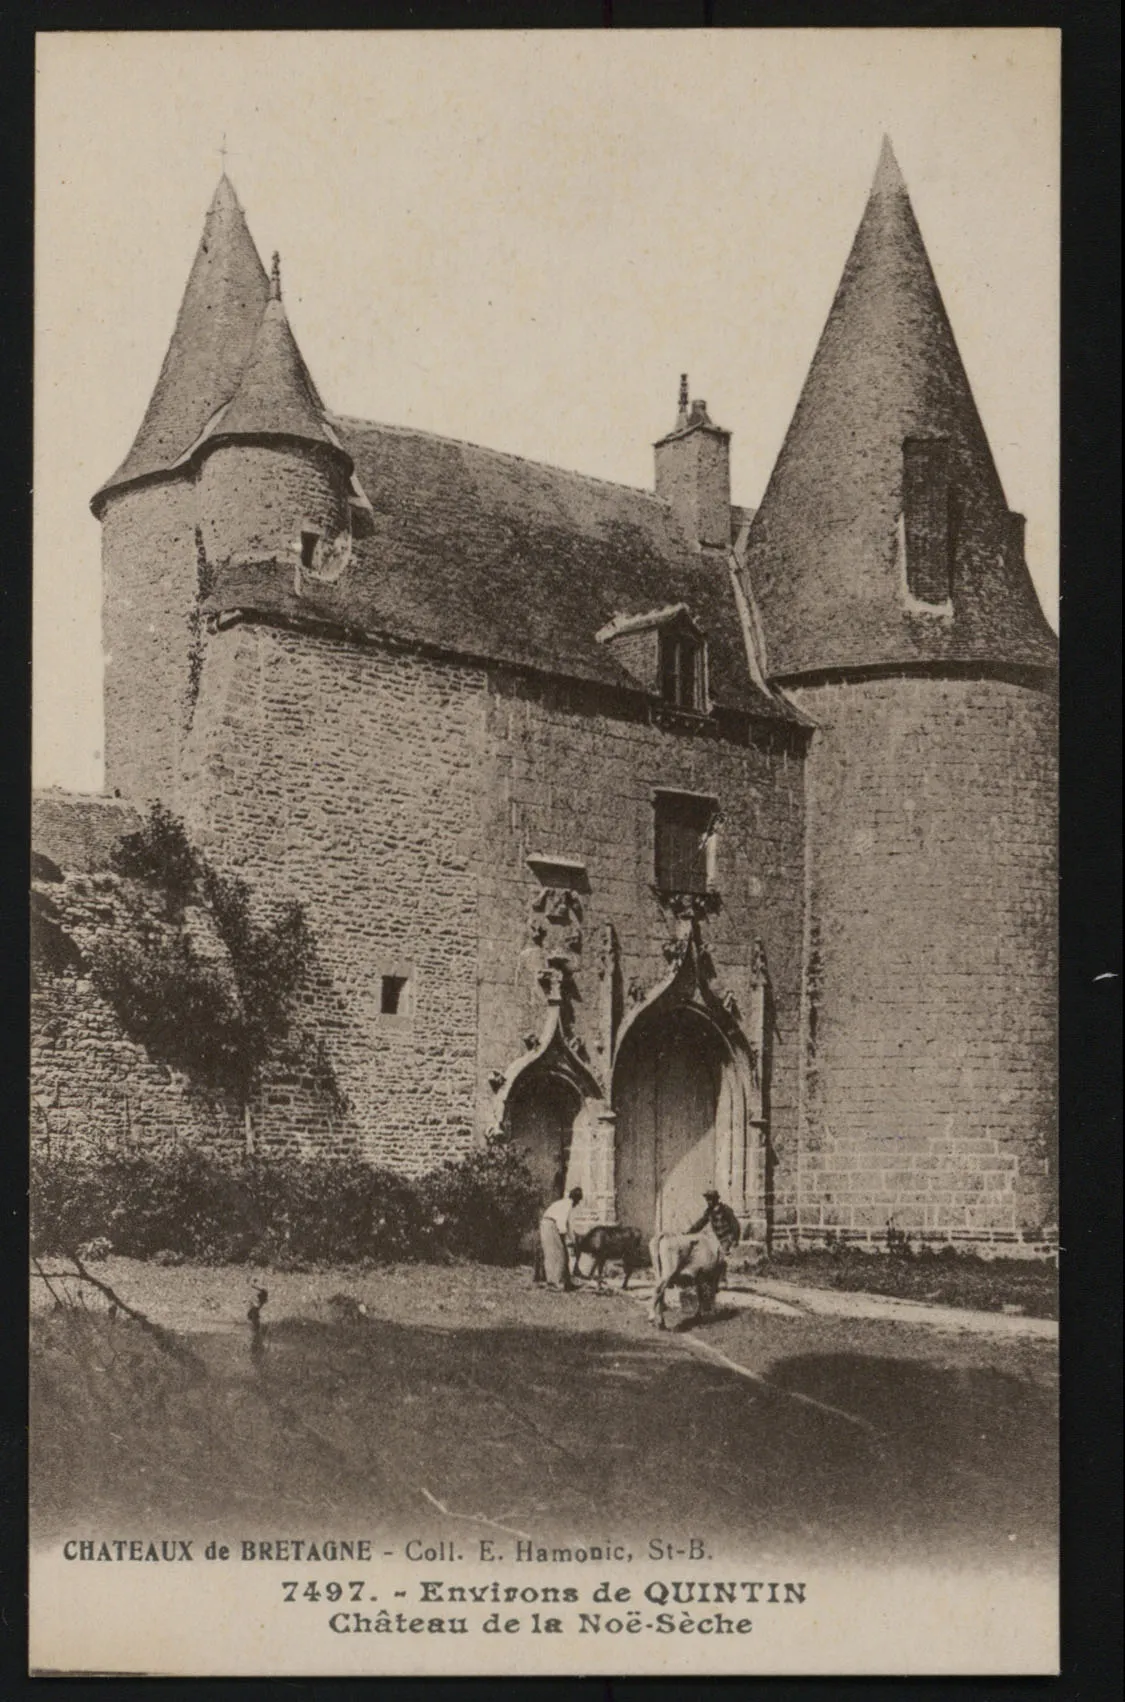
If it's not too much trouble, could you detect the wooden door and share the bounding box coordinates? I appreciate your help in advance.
[655,1014,722,1233]
[615,1039,659,1233]
[506,1072,580,1208]
[615,1010,723,1236]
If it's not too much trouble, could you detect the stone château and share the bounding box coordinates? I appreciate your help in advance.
[32,140,1058,1253]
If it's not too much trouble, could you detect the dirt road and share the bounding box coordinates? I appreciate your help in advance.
[30,1259,1056,1573]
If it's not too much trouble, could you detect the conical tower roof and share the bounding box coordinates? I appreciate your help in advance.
[92,175,271,511]
[744,139,1056,678]
[205,255,344,462]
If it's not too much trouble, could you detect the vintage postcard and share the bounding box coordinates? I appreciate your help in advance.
[30,28,1060,1677]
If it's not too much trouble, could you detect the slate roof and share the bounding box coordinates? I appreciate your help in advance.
[214,280,344,457]
[92,174,793,721]
[206,418,798,722]
[743,139,1057,679]
[93,177,272,511]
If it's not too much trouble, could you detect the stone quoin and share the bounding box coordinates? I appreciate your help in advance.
[32,139,1057,1253]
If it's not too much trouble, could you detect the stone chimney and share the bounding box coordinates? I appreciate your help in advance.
[654,376,732,550]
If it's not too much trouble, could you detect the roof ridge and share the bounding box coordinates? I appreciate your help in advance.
[328,413,672,505]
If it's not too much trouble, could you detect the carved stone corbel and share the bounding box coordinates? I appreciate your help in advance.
[596,920,622,1061]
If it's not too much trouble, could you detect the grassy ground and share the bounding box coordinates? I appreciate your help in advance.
[745,1248,1058,1319]
[31,1258,1057,1574]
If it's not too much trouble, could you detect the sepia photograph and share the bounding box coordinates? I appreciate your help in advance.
[30,28,1060,1676]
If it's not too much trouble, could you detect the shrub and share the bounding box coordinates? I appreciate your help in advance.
[250,1156,433,1266]
[31,1145,255,1263]
[110,802,199,917]
[30,1132,538,1268]
[31,1149,113,1257]
[421,1126,540,1265]
[92,933,249,1097]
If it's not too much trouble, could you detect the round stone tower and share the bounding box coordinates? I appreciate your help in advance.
[92,175,270,804]
[197,254,354,574]
[92,179,353,805]
[744,140,1057,1254]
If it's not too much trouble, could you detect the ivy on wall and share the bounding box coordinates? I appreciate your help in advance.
[86,804,340,1109]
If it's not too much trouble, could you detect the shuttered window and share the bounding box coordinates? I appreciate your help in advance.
[654,792,717,894]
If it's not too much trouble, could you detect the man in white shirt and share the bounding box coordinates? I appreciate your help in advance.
[539,1186,583,1291]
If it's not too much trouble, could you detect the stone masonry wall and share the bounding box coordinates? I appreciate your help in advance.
[102,453,354,813]
[36,625,1056,1255]
[101,481,202,804]
[787,671,1057,1252]
[178,621,486,1170]
[32,791,139,875]
[475,674,806,1198]
[199,443,351,567]
[31,866,243,1163]
[654,430,731,548]
[176,619,807,1192]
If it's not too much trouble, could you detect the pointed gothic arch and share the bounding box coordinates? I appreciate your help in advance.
[493,1008,605,1209]
[610,927,769,1240]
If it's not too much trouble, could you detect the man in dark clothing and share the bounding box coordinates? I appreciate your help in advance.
[686,1190,741,1254]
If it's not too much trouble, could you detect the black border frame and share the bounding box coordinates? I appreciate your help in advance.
[2,4,1119,1698]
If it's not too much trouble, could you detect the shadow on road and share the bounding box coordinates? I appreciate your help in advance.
[764,1351,1055,1562]
[30,1306,1056,1571]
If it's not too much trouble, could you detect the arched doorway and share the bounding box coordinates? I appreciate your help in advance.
[614,1007,729,1235]
[505,1070,582,1208]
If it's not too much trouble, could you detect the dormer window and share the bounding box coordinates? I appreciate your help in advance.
[596,604,709,712]
[659,630,701,709]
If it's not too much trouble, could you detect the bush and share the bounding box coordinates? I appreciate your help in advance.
[421,1127,541,1265]
[32,1149,113,1257]
[110,801,199,914]
[30,1130,539,1269]
[249,1156,433,1266]
[92,933,250,1097]
[31,1146,258,1263]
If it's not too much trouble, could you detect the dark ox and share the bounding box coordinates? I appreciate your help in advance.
[648,1226,726,1329]
[573,1225,649,1290]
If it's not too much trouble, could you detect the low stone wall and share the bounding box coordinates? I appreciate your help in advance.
[31,855,243,1162]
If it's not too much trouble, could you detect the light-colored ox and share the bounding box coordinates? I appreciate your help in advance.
[648,1226,726,1330]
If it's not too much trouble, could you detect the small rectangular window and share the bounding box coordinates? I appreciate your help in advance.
[380,974,408,1016]
[654,792,717,895]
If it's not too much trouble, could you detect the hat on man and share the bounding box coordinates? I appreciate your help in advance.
[569,1186,584,1202]
[703,1189,721,1203]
